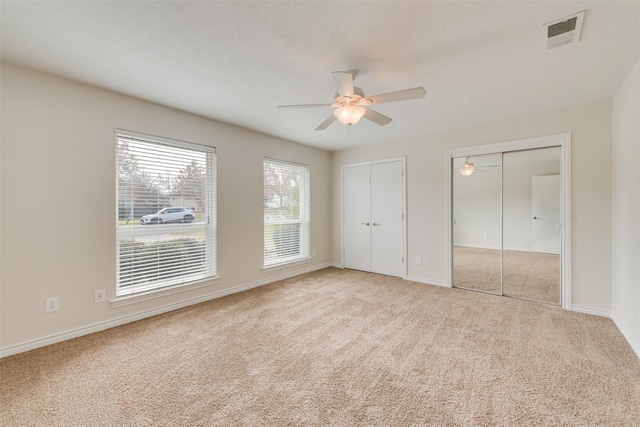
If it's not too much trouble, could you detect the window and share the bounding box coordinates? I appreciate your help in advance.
[263,158,310,267]
[116,130,216,296]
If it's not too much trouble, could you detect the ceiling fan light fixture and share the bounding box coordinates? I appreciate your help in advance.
[278,71,426,130]
[458,158,475,176]
[333,105,365,126]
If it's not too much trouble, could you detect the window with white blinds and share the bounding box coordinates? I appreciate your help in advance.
[116,130,216,296]
[264,158,310,267]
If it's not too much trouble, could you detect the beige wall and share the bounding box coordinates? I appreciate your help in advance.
[612,57,640,357]
[0,63,332,353]
[332,100,613,312]
[1,61,627,355]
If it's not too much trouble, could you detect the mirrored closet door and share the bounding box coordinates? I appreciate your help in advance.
[502,147,561,304]
[452,153,502,295]
[451,146,561,305]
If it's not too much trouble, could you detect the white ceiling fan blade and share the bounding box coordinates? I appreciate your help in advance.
[361,87,426,105]
[363,107,392,126]
[315,114,337,131]
[278,103,333,109]
[332,71,355,99]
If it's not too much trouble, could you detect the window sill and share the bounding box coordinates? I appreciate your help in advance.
[262,257,312,273]
[111,276,221,308]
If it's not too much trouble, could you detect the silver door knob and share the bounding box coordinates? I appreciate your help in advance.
[372,222,381,226]
[362,222,370,226]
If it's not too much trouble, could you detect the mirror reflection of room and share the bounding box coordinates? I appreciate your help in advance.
[503,147,561,304]
[452,153,502,295]
[452,147,561,305]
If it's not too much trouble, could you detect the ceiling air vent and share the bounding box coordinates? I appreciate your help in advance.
[543,11,585,50]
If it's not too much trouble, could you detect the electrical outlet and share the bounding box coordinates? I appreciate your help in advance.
[416,256,422,265]
[95,289,106,303]
[46,297,59,313]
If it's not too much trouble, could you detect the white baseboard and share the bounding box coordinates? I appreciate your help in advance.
[570,304,612,318]
[7,264,634,363]
[405,275,449,288]
[612,315,640,360]
[0,263,332,359]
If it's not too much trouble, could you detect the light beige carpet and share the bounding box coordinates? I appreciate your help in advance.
[452,246,502,294]
[453,246,560,304]
[2,268,639,426]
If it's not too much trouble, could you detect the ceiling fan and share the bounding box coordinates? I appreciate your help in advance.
[278,71,426,131]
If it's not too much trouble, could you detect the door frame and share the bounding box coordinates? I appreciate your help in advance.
[446,134,572,309]
[341,156,407,279]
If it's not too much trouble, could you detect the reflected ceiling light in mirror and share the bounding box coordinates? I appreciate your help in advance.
[458,157,475,176]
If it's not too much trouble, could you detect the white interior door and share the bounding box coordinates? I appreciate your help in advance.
[531,175,561,254]
[371,161,404,277]
[343,160,405,277]
[343,165,372,272]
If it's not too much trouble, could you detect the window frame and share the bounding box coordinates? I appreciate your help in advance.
[263,158,311,269]
[114,129,217,300]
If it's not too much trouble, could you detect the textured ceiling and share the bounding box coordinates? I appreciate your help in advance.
[2,1,640,151]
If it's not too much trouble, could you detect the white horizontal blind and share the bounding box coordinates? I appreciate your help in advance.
[264,158,310,267]
[116,130,216,296]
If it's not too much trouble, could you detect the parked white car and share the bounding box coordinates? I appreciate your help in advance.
[140,207,195,225]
